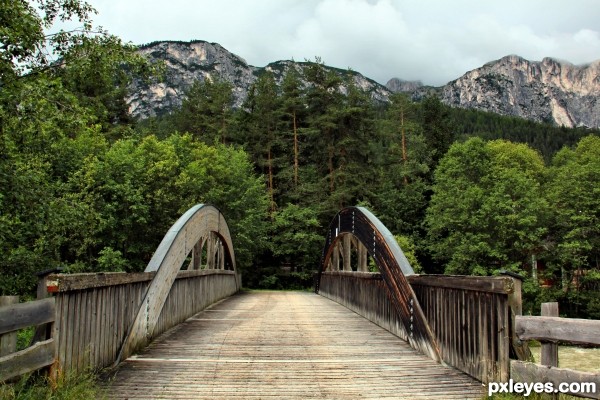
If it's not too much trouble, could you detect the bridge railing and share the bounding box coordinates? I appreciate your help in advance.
[0,296,56,382]
[511,302,600,399]
[318,271,522,383]
[409,274,519,384]
[47,269,239,375]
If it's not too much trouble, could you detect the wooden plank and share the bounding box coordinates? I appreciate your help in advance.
[107,292,482,399]
[0,339,55,382]
[321,270,382,280]
[0,297,55,335]
[47,272,155,292]
[511,360,600,399]
[47,269,233,294]
[515,316,600,346]
[409,275,515,294]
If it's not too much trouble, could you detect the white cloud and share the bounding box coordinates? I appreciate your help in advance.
[79,0,600,86]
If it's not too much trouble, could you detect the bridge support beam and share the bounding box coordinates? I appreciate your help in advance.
[342,234,352,272]
[357,241,368,272]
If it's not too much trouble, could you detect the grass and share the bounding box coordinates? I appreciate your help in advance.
[529,345,600,373]
[0,370,105,400]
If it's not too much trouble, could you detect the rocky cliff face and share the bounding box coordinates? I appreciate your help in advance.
[130,41,600,128]
[128,40,391,119]
[388,55,600,128]
[127,41,259,118]
[441,55,600,128]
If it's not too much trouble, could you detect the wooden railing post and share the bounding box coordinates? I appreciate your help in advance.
[500,270,532,362]
[540,302,559,367]
[0,296,19,357]
[32,268,62,346]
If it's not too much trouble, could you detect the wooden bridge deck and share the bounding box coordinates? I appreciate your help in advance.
[105,291,484,399]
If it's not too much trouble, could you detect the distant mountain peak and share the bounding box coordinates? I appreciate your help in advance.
[128,41,600,128]
[128,40,391,119]
[440,55,600,128]
[387,55,600,128]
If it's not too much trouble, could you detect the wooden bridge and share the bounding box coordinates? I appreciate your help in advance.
[2,205,599,399]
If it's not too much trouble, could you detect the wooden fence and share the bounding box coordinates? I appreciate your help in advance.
[511,302,600,399]
[48,269,239,375]
[0,296,56,382]
[318,271,523,383]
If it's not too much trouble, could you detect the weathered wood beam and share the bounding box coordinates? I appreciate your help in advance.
[47,272,155,292]
[511,360,600,399]
[0,298,55,335]
[0,339,55,382]
[515,315,600,346]
[408,274,515,294]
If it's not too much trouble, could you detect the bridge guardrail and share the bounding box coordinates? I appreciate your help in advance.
[318,271,524,383]
[47,269,238,375]
[409,274,520,384]
[511,302,600,399]
[0,296,56,382]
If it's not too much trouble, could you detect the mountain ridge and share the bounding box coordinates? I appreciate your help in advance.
[128,40,600,128]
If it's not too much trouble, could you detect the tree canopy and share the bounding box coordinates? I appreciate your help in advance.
[1,3,598,317]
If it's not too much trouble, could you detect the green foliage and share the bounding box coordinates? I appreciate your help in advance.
[175,78,234,143]
[448,106,599,162]
[96,247,127,272]
[425,138,549,276]
[16,327,35,351]
[269,204,322,271]
[67,134,268,272]
[394,235,423,273]
[546,136,600,272]
[1,0,598,320]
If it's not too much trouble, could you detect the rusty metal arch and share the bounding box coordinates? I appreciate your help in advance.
[315,206,441,362]
[117,204,236,362]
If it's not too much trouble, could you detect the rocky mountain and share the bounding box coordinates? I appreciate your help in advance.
[128,41,600,128]
[128,40,391,119]
[388,55,600,128]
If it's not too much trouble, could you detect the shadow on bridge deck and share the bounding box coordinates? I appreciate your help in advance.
[105,291,484,399]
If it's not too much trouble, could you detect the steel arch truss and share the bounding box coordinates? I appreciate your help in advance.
[316,206,441,362]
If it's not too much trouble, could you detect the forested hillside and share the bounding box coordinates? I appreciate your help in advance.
[1,0,598,318]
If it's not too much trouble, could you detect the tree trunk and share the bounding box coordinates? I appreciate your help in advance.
[268,146,275,213]
[293,110,299,187]
[328,144,335,193]
[401,107,408,185]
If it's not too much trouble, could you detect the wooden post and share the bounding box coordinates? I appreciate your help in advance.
[0,296,19,357]
[219,242,225,270]
[500,271,532,362]
[31,268,61,346]
[541,302,559,367]
[342,235,352,272]
[206,232,215,269]
[332,243,340,271]
[358,242,368,272]
[190,240,203,270]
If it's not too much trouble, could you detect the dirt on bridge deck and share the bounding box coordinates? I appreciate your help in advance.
[105,291,484,399]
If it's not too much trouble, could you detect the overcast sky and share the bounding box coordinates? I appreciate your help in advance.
[82,0,600,86]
